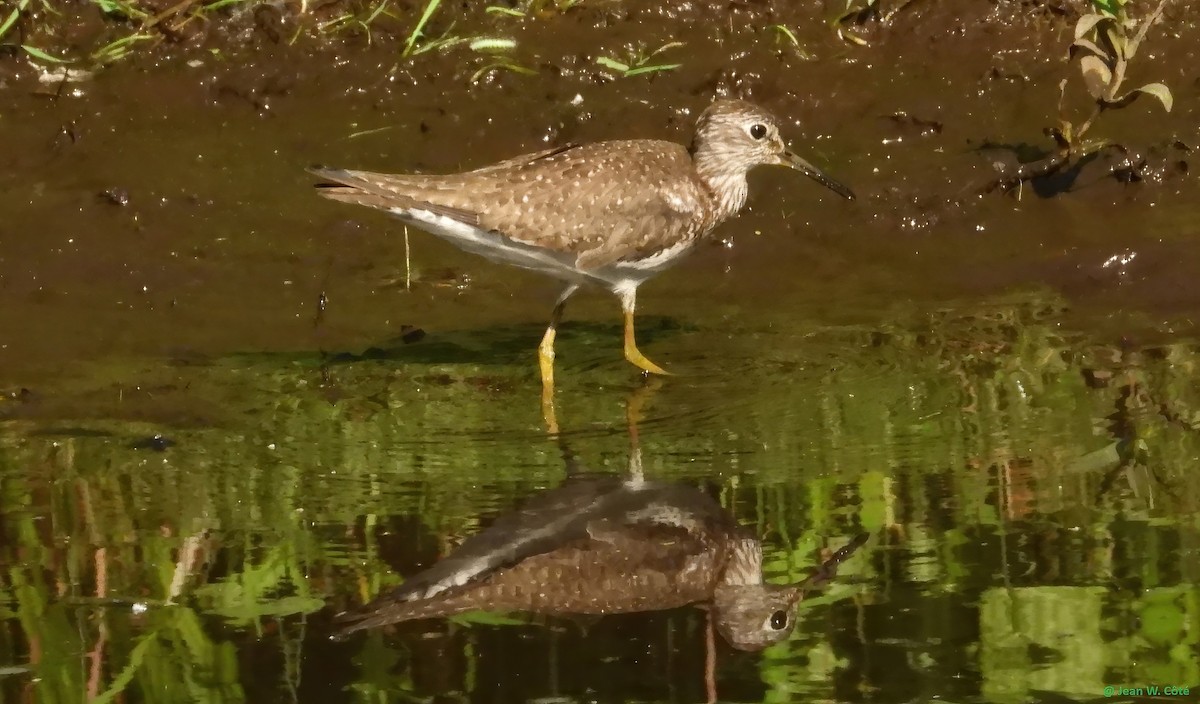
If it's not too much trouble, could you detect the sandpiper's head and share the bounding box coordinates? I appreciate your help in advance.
[712,532,870,651]
[712,583,801,651]
[692,99,855,201]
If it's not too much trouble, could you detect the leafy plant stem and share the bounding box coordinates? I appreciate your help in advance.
[1073,0,1171,144]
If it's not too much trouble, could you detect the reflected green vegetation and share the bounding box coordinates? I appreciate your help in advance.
[1,294,1197,702]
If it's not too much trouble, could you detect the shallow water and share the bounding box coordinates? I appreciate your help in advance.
[2,3,1199,702]
[3,316,1199,703]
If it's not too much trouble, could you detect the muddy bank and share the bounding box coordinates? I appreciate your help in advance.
[0,0,1197,388]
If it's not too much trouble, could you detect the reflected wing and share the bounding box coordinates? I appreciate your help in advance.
[367,478,627,603]
[333,512,723,638]
[332,484,733,639]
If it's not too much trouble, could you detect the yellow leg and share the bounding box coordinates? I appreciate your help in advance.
[539,285,577,435]
[538,324,557,390]
[623,309,670,376]
[625,376,664,448]
[539,324,559,435]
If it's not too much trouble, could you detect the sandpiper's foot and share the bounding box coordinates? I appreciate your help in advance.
[624,344,670,376]
[623,310,671,376]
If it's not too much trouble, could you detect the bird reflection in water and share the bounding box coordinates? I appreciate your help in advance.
[331,392,869,698]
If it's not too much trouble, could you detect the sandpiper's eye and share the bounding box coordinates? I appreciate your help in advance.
[749,123,767,140]
[769,610,788,630]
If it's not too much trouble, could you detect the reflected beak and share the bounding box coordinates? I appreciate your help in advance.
[789,532,871,591]
[781,149,855,201]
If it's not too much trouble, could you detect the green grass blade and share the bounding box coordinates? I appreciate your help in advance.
[769,24,799,47]
[624,62,681,77]
[404,0,442,58]
[0,0,31,44]
[93,0,149,21]
[22,44,70,63]
[362,0,390,26]
[318,13,353,32]
[645,40,684,58]
[347,125,394,140]
[470,60,536,82]
[91,32,153,62]
[485,6,525,16]
[409,32,462,56]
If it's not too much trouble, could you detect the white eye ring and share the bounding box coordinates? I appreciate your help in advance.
[748,123,768,140]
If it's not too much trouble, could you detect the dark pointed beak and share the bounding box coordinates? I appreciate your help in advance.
[782,149,855,201]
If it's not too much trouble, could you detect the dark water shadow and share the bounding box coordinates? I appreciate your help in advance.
[317,315,688,368]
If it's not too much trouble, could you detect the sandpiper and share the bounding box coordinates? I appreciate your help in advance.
[311,98,853,392]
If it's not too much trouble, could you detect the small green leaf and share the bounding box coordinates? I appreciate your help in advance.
[1104,26,1125,60]
[1079,55,1111,99]
[1134,82,1173,112]
[1071,37,1109,59]
[1109,83,1173,112]
[1074,13,1108,40]
[595,56,630,73]
[1059,121,1074,146]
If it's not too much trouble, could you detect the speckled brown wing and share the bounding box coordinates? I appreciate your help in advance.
[332,520,728,637]
[465,143,581,174]
[331,482,739,638]
[311,175,482,225]
[313,140,714,269]
[464,141,714,268]
[377,477,629,603]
